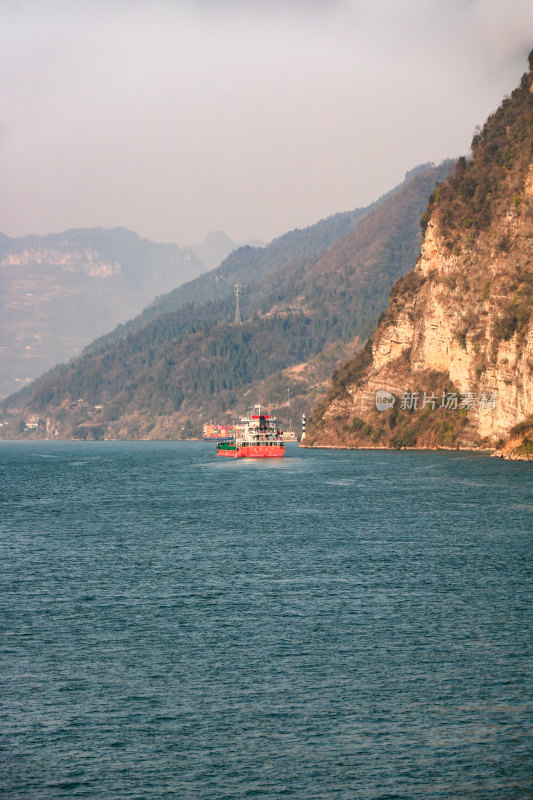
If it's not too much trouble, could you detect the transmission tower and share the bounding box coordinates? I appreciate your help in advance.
[234,284,241,324]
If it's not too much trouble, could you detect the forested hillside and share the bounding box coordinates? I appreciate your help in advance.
[2,162,451,439]
[84,199,379,354]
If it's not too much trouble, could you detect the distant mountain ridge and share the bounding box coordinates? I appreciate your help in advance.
[1,162,452,439]
[0,227,241,398]
[187,230,263,270]
[83,202,377,354]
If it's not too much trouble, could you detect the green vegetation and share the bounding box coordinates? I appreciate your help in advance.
[513,437,533,458]
[510,413,533,437]
[386,400,469,449]
[422,59,533,245]
[330,340,374,394]
[344,416,373,437]
[491,265,533,343]
[84,204,376,354]
[308,381,473,450]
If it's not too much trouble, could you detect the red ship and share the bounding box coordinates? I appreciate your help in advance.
[217,405,285,458]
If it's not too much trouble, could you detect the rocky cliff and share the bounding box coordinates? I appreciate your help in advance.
[305,52,533,458]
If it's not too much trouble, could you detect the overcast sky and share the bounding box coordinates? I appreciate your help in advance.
[2,0,532,246]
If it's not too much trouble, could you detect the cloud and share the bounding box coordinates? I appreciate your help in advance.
[1,0,532,244]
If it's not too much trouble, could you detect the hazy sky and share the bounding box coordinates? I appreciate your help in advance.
[2,0,532,246]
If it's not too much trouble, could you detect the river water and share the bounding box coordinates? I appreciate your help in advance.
[1,441,531,798]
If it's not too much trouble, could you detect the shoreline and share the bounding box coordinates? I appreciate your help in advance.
[299,442,532,461]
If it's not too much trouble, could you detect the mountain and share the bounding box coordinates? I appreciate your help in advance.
[304,52,533,459]
[0,227,253,400]
[82,200,384,353]
[0,227,216,398]
[1,162,452,440]
[186,230,261,270]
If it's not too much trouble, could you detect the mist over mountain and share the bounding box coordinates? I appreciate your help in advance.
[0,227,244,398]
[187,231,262,270]
[2,162,452,439]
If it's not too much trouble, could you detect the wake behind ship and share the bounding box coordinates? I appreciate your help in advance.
[217,406,285,458]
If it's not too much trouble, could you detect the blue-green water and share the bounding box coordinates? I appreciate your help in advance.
[1,441,532,799]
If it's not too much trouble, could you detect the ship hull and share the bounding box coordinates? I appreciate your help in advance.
[237,444,285,458]
[217,443,285,458]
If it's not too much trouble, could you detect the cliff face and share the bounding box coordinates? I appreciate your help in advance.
[305,54,533,457]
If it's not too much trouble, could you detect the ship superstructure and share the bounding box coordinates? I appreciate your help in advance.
[217,405,285,458]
